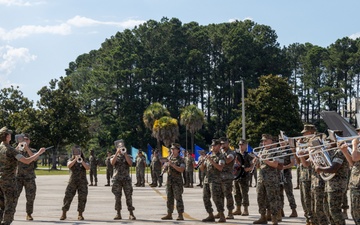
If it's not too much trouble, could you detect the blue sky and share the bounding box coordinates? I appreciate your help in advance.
[1,0,360,103]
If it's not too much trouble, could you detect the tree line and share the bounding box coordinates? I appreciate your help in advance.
[1,17,359,167]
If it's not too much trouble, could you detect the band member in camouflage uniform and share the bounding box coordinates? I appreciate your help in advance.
[105,151,113,186]
[200,139,226,223]
[233,139,253,216]
[161,143,185,221]
[60,146,90,221]
[16,133,38,221]
[218,137,235,220]
[0,127,45,225]
[184,150,195,188]
[88,149,98,186]
[111,140,136,220]
[278,136,298,218]
[315,140,349,225]
[150,150,162,187]
[253,134,281,225]
[197,150,206,188]
[135,150,146,187]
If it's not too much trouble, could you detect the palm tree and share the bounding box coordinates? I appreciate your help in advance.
[180,105,205,154]
[152,116,179,149]
[143,102,170,149]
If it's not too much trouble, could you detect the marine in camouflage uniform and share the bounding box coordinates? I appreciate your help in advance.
[184,150,195,188]
[135,151,146,187]
[200,139,226,223]
[60,146,90,221]
[253,134,280,225]
[197,150,206,187]
[150,150,162,187]
[315,141,349,225]
[88,149,98,186]
[16,133,38,221]
[233,139,253,216]
[161,143,185,221]
[0,127,45,225]
[104,151,113,186]
[111,141,136,220]
[219,137,235,219]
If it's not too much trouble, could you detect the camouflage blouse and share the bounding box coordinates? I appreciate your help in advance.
[325,149,349,192]
[349,160,360,189]
[258,148,279,183]
[221,149,235,180]
[150,155,161,171]
[112,154,131,181]
[16,148,36,180]
[68,159,88,183]
[167,155,185,179]
[204,152,225,184]
[0,142,23,180]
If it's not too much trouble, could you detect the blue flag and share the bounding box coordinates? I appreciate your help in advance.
[180,146,185,157]
[247,144,253,153]
[194,144,204,161]
[131,146,138,163]
[147,144,153,163]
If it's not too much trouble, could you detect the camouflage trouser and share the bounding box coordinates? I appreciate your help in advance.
[185,170,193,185]
[300,180,312,222]
[0,179,19,225]
[166,177,184,213]
[257,180,280,216]
[233,178,250,207]
[198,170,205,185]
[89,168,98,183]
[311,187,328,225]
[152,170,162,186]
[350,189,360,225]
[203,182,224,213]
[62,181,88,212]
[326,191,345,225]
[136,168,145,185]
[222,179,234,211]
[281,173,296,209]
[112,178,135,212]
[17,178,36,214]
[106,168,113,184]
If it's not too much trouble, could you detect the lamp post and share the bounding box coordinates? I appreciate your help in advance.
[235,80,246,140]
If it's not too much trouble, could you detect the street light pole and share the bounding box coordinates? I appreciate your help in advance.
[241,80,245,140]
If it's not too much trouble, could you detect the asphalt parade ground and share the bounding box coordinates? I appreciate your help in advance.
[14,171,355,225]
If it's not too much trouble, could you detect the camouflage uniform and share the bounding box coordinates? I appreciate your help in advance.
[197,154,206,186]
[310,165,328,225]
[105,155,113,185]
[89,154,98,185]
[221,149,235,213]
[0,142,23,225]
[111,154,135,212]
[61,158,89,213]
[257,148,280,218]
[349,158,360,225]
[279,148,297,211]
[184,154,195,187]
[150,154,162,186]
[300,160,313,223]
[16,148,37,216]
[135,154,146,186]
[233,151,252,208]
[165,155,185,214]
[203,152,225,213]
[324,149,348,225]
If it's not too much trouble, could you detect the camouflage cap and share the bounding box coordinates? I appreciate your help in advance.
[238,139,247,145]
[0,126,13,135]
[261,134,272,141]
[170,143,181,150]
[356,128,360,132]
[219,137,229,144]
[301,124,316,134]
[211,139,221,146]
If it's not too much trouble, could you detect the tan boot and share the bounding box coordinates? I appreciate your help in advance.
[202,212,215,222]
[78,212,84,220]
[176,213,184,220]
[218,212,226,223]
[161,213,172,220]
[253,214,267,224]
[214,212,220,218]
[276,211,282,222]
[242,206,249,216]
[233,206,242,215]
[266,209,271,221]
[289,208,298,217]
[60,211,66,220]
[342,209,348,219]
[26,214,33,220]
[272,215,278,225]
[226,210,234,219]
[114,210,122,220]
[129,211,136,220]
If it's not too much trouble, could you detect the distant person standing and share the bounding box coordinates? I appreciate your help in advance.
[135,150,146,187]
[197,150,206,188]
[184,150,195,188]
[105,151,113,186]
[0,127,45,225]
[150,150,162,187]
[16,133,38,221]
[60,146,90,221]
[88,149,98,186]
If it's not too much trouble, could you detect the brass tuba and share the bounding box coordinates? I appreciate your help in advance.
[308,138,335,181]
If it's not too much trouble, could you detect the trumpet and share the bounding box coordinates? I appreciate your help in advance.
[76,156,83,163]
[159,152,173,177]
[195,151,212,170]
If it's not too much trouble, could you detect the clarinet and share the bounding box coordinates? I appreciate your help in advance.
[195,151,212,170]
[159,153,173,177]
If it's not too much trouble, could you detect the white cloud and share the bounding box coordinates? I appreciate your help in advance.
[349,32,360,40]
[229,17,253,23]
[0,45,37,77]
[0,0,44,6]
[67,16,146,29]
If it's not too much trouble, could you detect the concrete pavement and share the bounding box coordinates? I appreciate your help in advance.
[14,171,355,225]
